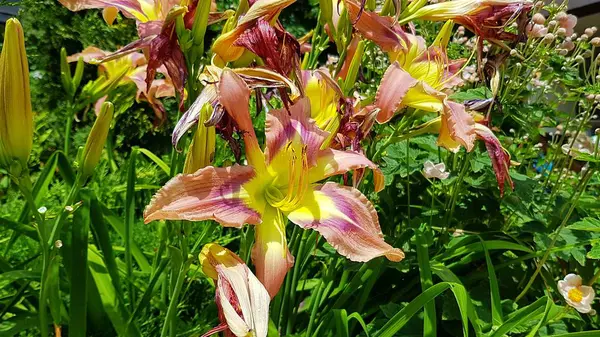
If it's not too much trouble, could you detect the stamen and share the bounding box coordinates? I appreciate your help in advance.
[568,288,584,303]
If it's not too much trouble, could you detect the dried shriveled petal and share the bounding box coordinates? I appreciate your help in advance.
[474,123,513,196]
[286,182,404,262]
[344,0,405,53]
[234,19,300,76]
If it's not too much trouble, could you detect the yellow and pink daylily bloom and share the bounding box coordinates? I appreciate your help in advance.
[345,2,475,152]
[199,243,270,337]
[145,70,404,297]
[212,0,296,64]
[68,46,175,123]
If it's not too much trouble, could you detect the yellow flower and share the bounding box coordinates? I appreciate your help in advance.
[0,18,33,173]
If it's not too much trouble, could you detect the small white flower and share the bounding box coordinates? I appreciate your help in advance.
[558,274,595,313]
[65,205,74,212]
[37,206,47,214]
[423,161,450,180]
[55,240,63,249]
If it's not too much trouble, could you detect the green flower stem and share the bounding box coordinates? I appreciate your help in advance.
[47,173,82,247]
[443,151,474,228]
[16,174,49,336]
[515,168,595,302]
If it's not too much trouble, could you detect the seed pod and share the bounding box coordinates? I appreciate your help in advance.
[0,19,33,174]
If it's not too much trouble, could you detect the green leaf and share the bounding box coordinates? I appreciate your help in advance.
[70,201,91,337]
[0,270,40,289]
[46,255,62,326]
[125,148,137,306]
[450,87,492,102]
[490,296,547,337]
[481,238,503,327]
[88,247,140,337]
[587,244,600,259]
[137,148,170,176]
[439,240,533,261]
[567,218,600,232]
[374,282,467,337]
[550,332,600,337]
[416,227,436,337]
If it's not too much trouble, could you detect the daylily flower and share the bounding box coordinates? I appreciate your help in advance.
[345,3,474,152]
[400,0,533,45]
[68,47,175,123]
[145,70,403,297]
[212,0,296,64]
[558,274,596,314]
[423,161,450,179]
[60,0,229,112]
[199,243,270,337]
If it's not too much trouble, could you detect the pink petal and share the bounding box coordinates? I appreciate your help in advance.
[440,100,476,152]
[144,165,261,227]
[344,0,404,53]
[252,206,294,298]
[219,70,266,169]
[375,62,419,123]
[265,97,328,167]
[58,0,144,19]
[67,46,109,63]
[309,148,384,192]
[286,182,404,262]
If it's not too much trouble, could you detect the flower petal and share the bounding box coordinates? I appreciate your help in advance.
[265,97,328,167]
[286,182,404,262]
[440,99,476,152]
[309,149,384,192]
[144,165,261,227]
[172,83,218,148]
[58,0,148,21]
[212,0,296,62]
[234,18,300,76]
[344,0,404,53]
[375,62,419,123]
[219,69,266,170]
[474,123,513,196]
[252,206,294,298]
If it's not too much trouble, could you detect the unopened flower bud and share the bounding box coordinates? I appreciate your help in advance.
[548,20,557,29]
[183,104,216,174]
[533,13,545,24]
[534,1,543,9]
[581,34,589,41]
[55,240,63,249]
[582,50,592,58]
[587,94,596,101]
[596,94,600,101]
[510,49,518,56]
[592,26,598,34]
[0,19,33,174]
[543,33,555,43]
[585,28,594,36]
[591,37,600,46]
[556,27,567,36]
[575,55,585,63]
[595,128,600,135]
[571,33,578,39]
[38,206,47,214]
[81,101,114,178]
[557,49,568,55]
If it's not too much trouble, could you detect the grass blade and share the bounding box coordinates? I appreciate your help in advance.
[69,201,90,337]
[137,148,170,176]
[125,148,137,307]
[416,227,436,337]
[481,238,503,327]
[374,282,460,337]
[490,296,546,337]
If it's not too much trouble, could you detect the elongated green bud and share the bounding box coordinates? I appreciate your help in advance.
[72,55,85,93]
[81,101,114,178]
[60,47,74,96]
[0,18,33,175]
[183,104,216,174]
